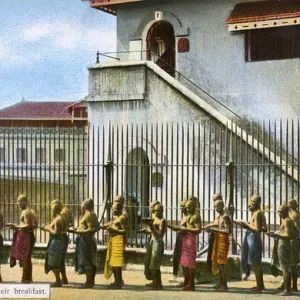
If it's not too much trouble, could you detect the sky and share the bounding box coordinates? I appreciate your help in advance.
[0,0,116,109]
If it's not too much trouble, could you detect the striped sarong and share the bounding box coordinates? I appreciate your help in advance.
[180,233,196,269]
[104,234,125,279]
[211,233,229,275]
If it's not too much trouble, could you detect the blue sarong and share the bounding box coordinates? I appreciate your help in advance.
[247,231,262,265]
[45,234,67,274]
[242,231,262,276]
[75,235,97,274]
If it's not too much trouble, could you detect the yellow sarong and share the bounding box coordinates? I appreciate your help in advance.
[104,234,125,279]
[211,232,229,275]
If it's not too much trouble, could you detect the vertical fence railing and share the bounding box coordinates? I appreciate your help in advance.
[0,127,88,245]
[0,120,299,258]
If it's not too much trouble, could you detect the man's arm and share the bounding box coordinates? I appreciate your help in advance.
[109,216,127,234]
[212,215,231,234]
[247,211,264,232]
[15,210,36,230]
[150,219,166,239]
[181,215,202,233]
[275,219,294,240]
[75,214,96,234]
[41,218,62,235]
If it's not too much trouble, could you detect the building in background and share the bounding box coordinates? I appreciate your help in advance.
[87,0,300,120]
[0,100,88,242]
[81,0,300,250]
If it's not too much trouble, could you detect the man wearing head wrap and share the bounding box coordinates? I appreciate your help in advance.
[40,200,69,287]
[204,199,231,292]
[104,201,127,289]
[168,198,201,291]
[205,193,223,287]
[69,198,99,289]
[7,194,38,283]
[235,193,267,293]
[288,199,300,292]
[143,201,166,290]
[267,204,298,296]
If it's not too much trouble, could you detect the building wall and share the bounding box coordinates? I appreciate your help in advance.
[0,127,87,184]
[115,0,300,120]
[88,66,210,127]
[87,63,213,220]
[86,64,297,230]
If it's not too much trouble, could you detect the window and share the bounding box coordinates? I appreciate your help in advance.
[17,148,26,163]
[36,148,46,164]
[245,26,300,62]
[0,148,5,164]
[54,149,65,163]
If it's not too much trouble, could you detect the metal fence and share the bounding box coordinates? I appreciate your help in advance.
[0,120,299,258]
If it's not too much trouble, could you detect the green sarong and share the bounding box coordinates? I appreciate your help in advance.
[144,239,164,280]
[271,238,293,274]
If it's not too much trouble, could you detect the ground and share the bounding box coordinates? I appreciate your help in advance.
[0,264,299,300]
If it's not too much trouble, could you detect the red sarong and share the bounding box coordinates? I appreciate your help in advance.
[180,233,197,269]
[211,232,229,275]
[10,230,34,268]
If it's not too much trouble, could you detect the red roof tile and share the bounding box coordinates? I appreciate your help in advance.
[0,101,84,119]
[226,0,300,24]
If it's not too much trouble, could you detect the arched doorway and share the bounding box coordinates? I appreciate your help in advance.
[126,148,150,231]
[146,21,175,77]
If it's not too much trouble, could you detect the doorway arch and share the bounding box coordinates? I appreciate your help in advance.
[146,21,175,77]
[126,147,150,231]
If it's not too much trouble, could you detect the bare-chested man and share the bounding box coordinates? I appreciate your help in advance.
[103,201,127,289]
[267,204,298,296]
[168,199,201,291]
[235,194,267,293]
[7,194,38,283]
[206,193,223,280]
[288,199,300,292]
[113,195,128,220]
[40,200,69,287]
[204,199,231,292]
[143,202,166,290]
[68,198,99,289]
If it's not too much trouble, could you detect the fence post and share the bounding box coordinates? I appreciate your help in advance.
[104,135,113,222]
[226,129,236,254]
[225,161,236,254]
